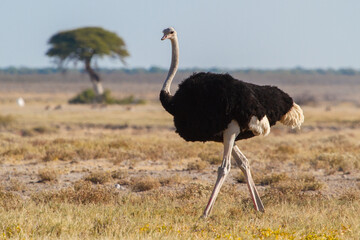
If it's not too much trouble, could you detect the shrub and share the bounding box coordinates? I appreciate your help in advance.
[111,169,128,180]
[298,174,323,191]
[159,174,183,186]
[259,173,289,186]
[131,176,160,192]
[38,168,59,182]
[84,171,113,184]
[69,88,96,104]
[69,88,146,105]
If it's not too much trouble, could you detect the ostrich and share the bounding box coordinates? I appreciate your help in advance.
[160,27,304,218]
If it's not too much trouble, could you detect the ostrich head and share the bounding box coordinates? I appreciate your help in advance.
[161,27,177,40]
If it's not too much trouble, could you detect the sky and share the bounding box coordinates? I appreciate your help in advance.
[1,0,360,69]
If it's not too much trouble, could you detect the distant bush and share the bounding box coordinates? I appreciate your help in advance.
[69,88,96,104]
[102,91,145,105]
[69,88,146,105]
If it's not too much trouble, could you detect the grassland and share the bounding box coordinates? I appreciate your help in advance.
[0,72,360,239]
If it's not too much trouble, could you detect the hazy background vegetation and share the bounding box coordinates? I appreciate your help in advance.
[1,67,360,105]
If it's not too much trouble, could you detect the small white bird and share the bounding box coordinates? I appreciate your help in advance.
[17,97,25,107]
[115,184,125,190]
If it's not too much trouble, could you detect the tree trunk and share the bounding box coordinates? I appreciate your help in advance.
[85,58,104,103]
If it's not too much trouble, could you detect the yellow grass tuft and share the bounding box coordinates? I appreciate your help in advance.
[38,168,59,182]
[131,176,161,192]
[84,171,113,184]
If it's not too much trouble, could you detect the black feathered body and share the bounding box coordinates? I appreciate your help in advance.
[160,72,294,142]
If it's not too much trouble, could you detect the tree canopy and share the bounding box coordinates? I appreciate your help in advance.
[46,27,129,65]
[46,27,130,101]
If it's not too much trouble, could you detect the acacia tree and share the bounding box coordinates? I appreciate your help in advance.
[46,27,129,101]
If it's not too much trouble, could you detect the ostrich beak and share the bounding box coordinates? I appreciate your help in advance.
[161,34,167,41]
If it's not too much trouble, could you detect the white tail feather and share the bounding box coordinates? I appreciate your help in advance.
[280,103,304,129]
[248,115,270,136]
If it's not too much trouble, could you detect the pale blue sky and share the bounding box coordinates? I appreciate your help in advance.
[0,0,359,69]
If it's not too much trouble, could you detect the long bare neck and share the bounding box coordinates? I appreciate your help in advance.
[162,36,179,94]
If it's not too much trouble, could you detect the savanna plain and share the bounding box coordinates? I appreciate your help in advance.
[0,72,360,239]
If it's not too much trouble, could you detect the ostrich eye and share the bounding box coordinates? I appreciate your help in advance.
[170,31,174,34]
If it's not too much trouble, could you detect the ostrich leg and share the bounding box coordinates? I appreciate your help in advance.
[202,120,240,218]
[232,145,264,212]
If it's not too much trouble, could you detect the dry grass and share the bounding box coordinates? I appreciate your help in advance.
[159,174,185,186]
[0,189,23,210]
[186,159,208,171]
[111,169,128,179]
[8,179,26,192]
[0,114,15,128]
[0,147,28,161]
[1,96,360,239]
[235,172,323,194]
[38,168,59,182]
[312,152,359,173]
[21,126,58,137]
[131,176,161,192]
[84,171,113,184]
[259,172,290,186]
[198,151,222,165]
[0,186,358,239]
[32,181,117,205]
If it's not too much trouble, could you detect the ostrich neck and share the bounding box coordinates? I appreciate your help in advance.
[162,37,179,94]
